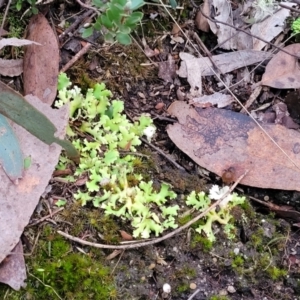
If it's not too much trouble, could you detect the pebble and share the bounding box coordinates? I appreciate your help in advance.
[233,248,240,255]
[163,283,171,294]
[189,283,197,290]
[227,285,236,293]
[155,102,165,110]
[219,289,228,296]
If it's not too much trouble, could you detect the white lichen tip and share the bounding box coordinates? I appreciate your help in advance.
[163,283,171,293]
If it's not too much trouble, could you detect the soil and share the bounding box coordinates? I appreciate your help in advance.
[1,2,300,300]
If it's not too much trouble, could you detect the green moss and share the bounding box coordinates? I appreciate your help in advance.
[178,213,192,226]
[176,282,189,293]
[266,266,287,280]
[174,265,197,278]
[0,225,117,299]
[232,255,244,268]
[239,200,256,219]
[190,233,213,252]
[249,227,265,250]
[209,296,230,300]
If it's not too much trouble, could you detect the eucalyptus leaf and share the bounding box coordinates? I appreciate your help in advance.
[0,114,23,183]
[0,82,79,163]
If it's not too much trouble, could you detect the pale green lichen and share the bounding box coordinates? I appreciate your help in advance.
[56,73,177,239]
[56,73,245,241]
[186,185,245,242]
[292,18,300,34]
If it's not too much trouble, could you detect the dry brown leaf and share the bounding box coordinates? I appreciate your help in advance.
[262,44,300,89]
[0,37,40,50]
[23,13,59,105]
[195,0,210,32]
[0,242,26,290]
[0,58,23,77]
[251,5,292,51]
[190,92,234,108]
[105,250,123,260]
[178,50,273,77]
[167,101,300,191]
[158,54,176,83]
[0,95,69,264]
[120,230,133,241]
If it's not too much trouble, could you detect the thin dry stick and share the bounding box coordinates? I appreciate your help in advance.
[27,207,64,227]
[0,0,11,38]
[161,0,300,172]
[60,42,92,72]
[279,3,300,13]
[140,137,185,171]
[111,250,125,275]
[23,230,42,256]
[58,171,248,249]
[192,31,222,74]
[187,289,201,300]
[59,9,95,41]
[75,0,100,14]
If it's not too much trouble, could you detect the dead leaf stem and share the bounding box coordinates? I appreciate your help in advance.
[60,42,92,73]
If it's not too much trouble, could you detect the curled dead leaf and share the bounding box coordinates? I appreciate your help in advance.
[167,101,300,191]
[262,44,300,89]
[23,13,59,105]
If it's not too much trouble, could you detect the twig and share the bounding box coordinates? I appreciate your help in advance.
[28,207,64,227]
[0,0,11,38]
[59,9,95,41]
[58,171,248,249]
[140,137,186,171]
[111,250,125,275]
[60,42,92,72]
[23,230,42,256]
[192,31,222,74]
[75,0,100,14]
[279,3,300,13]
[187,289,201,300]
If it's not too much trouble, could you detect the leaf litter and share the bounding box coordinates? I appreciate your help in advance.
[0,13,69,290]
[2,0,300,298]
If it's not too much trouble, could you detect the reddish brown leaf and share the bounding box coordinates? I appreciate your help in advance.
[0,242,26,290]
[167,101,300,191]
[0,95,69,264]
[120,230,133,241]
[195,0,210,32]
[262,44,300,89]
[23,13,59,105]
[158,54,176,83]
